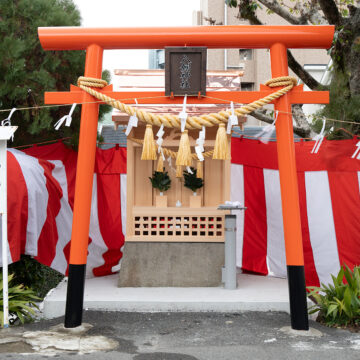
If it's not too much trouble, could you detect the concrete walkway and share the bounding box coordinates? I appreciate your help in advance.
[43,273,294,319]
[3,273,358,359]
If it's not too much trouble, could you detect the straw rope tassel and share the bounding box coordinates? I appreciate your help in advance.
[141,124,157,160]
[197,160,203,179]
[156,155,164,172]
[128,135,215,160]
[213,124,230,160]
[176,165,182,178]
[176,130,192,166]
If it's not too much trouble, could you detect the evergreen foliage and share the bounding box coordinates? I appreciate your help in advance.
[0,273,40,326]
[183,167,204,193]
[308,265,360,328]
[316,72,360,137]
[7,255,64,299]
[149,170,171,193]
[0,0,111,147]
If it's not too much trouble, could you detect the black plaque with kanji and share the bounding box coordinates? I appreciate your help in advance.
[165,47,207,96]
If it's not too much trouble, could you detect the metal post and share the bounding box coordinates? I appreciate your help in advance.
[224,214,237,289]
[0,126,16,329]
[218,204,246,290]
[0,140,9,328]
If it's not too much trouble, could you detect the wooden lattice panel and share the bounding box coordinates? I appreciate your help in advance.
[128,207,228,242]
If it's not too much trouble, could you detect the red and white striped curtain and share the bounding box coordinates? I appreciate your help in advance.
[231,138,360,287]
[1,138,359,286]
[3,142,127,277]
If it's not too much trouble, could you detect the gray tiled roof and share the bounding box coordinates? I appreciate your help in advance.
[232,126,301,142]
[99,125,127,149]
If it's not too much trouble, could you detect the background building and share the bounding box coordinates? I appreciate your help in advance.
[149,49,165,69]
[196,0,330,125]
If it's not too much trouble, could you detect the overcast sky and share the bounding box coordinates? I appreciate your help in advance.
[73,0,200,73]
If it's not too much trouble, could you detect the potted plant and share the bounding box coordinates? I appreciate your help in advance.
[149,170,171,207]
[183,167,204,208]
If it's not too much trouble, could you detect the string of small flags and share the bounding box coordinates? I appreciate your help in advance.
[54,103,77,130]
[125,99,138,136]
[1,96,359,126]
[1,96,359,165]
[156,124,165,172]
[1,108,17,141]
[254,110,278,144]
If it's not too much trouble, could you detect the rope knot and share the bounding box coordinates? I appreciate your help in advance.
[77,76,107,88]
[265,76,297,88]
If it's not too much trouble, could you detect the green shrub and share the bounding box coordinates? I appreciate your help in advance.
[7,255,64,299]
[0,273,40,326]
[307,265,360,327]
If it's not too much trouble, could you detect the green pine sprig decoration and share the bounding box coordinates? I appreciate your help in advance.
[183,167,204,193]
[149,170,171,193]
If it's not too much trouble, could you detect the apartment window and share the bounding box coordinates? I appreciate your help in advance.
[241,82,254,91]
[149,49,165,69]
[239,49,253,61]
[157,50,165,69]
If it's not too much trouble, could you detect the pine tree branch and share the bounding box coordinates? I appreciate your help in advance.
[287,50,324,90]
[237,0,263,25]
[228,0,323,137]
[250,109,273,124]
[250,108,315,138]
[234,2,325,89]
[317,0,342,26]
[257,0,307,24]
[300,0,326,25]
[292,104,317,138]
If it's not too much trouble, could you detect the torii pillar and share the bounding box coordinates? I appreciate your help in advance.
[38,25,334,330]
[271,43,308,329]
[63,44,103,328]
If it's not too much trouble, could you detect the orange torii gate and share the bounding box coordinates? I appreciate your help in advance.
[38,25,334,330]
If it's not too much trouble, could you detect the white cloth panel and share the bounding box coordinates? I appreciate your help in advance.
[305,171,340,286]
[112,174,127,273]
[120,174,127,237]
[230,164,245,268]
[86,175,107,277]
[263,169,287,278]
[9,149,48,257]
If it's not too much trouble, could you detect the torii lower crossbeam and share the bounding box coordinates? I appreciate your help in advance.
[45,85,329,106]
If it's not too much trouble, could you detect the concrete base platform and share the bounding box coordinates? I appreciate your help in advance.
[42,273,294,319]
[118,242,224,287]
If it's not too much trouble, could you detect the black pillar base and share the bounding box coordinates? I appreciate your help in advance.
[287,265,309,330]
[64,264,86,328]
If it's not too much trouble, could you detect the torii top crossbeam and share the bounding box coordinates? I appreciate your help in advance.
[41,25,333,106]
[38,25,334,330]
[38,25,333,49]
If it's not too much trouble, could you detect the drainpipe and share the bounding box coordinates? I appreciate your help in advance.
[224,3,227,70]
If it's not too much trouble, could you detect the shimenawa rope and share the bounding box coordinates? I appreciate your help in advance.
[77,76,297,130]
